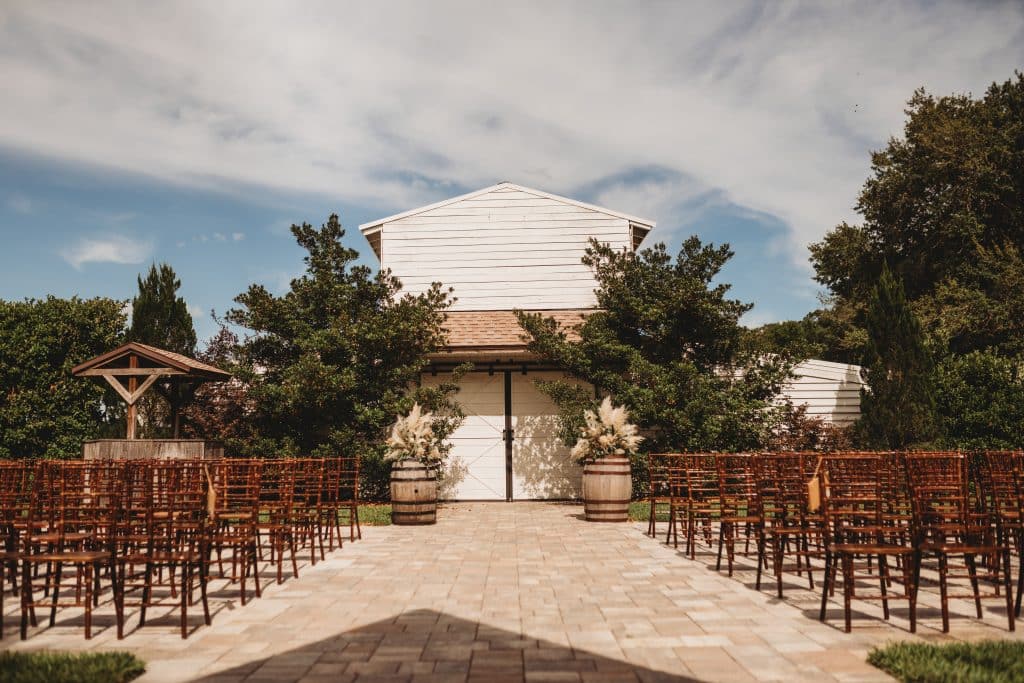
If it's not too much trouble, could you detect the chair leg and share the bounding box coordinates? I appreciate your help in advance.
[819,551,833,622]
[901,553,917,634]
[1003,548,1015,632]
[180,563,188,639]
[965,554,983,618]
[842,554,853,633]
[20,560,31,639]
[84,563,93,639]
[878,555,890,621]
[199,560,211,626]
[139,562,153,628]
[1016,548,1023,617]
[938,553,950,633]
[49,561,63,627]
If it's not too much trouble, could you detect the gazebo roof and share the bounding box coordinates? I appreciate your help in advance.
[71,342,231,381]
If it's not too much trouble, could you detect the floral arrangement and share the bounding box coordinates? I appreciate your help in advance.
[570,396,643,464]
[384,403,443,463]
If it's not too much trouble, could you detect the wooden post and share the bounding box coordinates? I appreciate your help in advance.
[126,353,137,440]
[171,378,180,439]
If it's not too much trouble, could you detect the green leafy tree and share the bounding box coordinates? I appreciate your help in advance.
[0,296,127,458]
[856,265,938,448]
[127,263,197,355]
[810,73,1024,356]
[226,215,462,500]
[934,351,1024,450]
[517,237,795,457]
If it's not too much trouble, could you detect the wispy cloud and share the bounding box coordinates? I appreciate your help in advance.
[231,231,244,241]
[1,2,1021,263]
[60,234,152,269]
[6,194,33,214]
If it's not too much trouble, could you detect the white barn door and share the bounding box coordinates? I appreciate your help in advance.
[423,372,507,500]
[511,371,584,500]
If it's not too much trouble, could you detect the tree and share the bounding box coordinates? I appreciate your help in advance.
[933,351,1024,450]
[0,296,127,458]
[180,326,255,454]
[127,263,198,437]
[226,215,463,499]
[856,264,937,448]
[810,73,1024,356]
[127,263,197,355]
[517,237,796,456]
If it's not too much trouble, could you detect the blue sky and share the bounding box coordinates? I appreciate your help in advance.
[2,2,1022,343]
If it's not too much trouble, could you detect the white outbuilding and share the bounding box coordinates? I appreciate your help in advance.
[360,182,862,500]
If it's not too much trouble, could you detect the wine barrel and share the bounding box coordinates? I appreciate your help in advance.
[390,460,438,525]
[582,456,632,522]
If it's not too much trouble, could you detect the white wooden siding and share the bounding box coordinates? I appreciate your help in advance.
[380,187,631,311]
[780,359,865,426]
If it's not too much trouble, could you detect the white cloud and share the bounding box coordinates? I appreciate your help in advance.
[213,232,226,241]
[188,303,205,320]
[6,194,33,214]
[60,234,152,269]
[231,231,244,241]
[2,2,1022,264]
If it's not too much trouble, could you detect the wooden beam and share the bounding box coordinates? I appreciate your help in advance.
[127,354,137,439]
[102,374,133,404]
[78,367,185,377]
[130,374,160,404]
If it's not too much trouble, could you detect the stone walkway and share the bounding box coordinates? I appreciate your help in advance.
[2,502,1022,682]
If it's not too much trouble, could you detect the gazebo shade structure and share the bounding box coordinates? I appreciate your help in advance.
[72,342,231,439]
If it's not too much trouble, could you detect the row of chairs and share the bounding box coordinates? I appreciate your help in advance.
[0,456,361,640]
[646,451,1023,633]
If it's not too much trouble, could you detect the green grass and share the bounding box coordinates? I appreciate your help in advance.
[867,640,1024,683]
[358,504,392,525]
[0,651,145,683]
[628,501,672,523]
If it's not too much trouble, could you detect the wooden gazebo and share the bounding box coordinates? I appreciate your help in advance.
[72,342,231,459]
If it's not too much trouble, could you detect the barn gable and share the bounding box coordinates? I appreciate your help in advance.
[359,182,655,312]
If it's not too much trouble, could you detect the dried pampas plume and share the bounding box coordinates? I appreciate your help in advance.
[570,396,642,464]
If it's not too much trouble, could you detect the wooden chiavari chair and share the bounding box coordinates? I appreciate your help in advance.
[977,451,1024,616]
[117,460,210,639]
[338,455,362,542]
[646,454,679,538]
[0,462,32,613]
[755,452,824,597]
[208,459,262,605]
[19,461,123,640]
[257,459,300,584]
[715,454,761,577]
[818,454,918,633]
[666,454,718,557]
[906,452,1015,633]
[292,459,325,565]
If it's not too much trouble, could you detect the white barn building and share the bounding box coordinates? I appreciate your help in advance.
[360,182,862,500]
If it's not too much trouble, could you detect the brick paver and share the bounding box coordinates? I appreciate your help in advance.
[2,502,1021,682]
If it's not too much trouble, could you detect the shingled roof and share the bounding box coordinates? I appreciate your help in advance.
[71,342,231,381]
[441,309,590,352]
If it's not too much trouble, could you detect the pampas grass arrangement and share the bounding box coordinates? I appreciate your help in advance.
[385,403,443,463]
[570,396,643,464]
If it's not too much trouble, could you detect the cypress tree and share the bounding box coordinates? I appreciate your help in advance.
[128,263,197,355]
[857,263,938,448]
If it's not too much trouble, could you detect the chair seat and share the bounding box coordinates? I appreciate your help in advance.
[26,550,109,563]
[834,543,913,556]
[31,531,92,544]
[122,550,203,563]
[919,541,1002,554]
